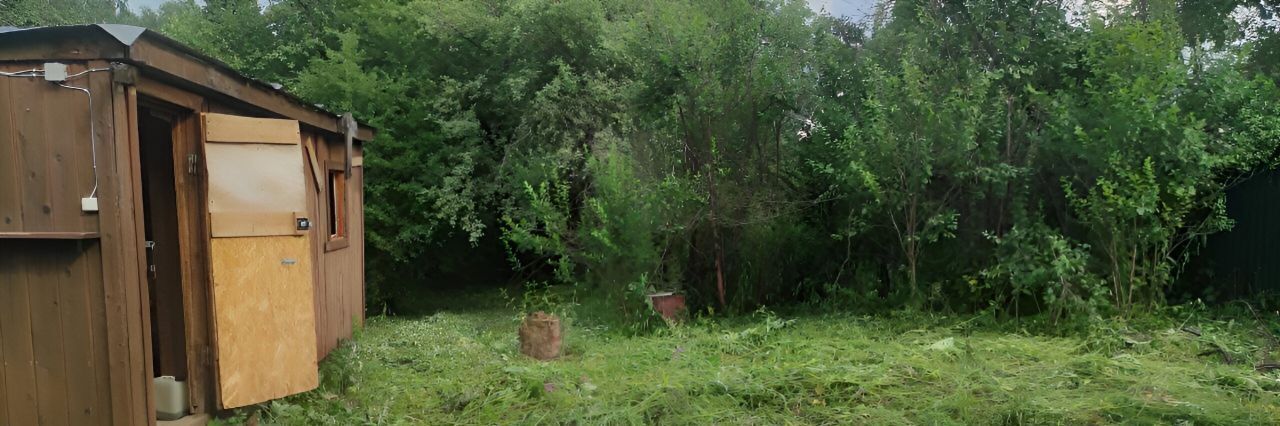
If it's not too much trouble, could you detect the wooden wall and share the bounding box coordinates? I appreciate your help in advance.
[304,131,366,358]
[0,62,153,425]
[0,63,99,235]
[0,60,366,425]
[0,240,114,425]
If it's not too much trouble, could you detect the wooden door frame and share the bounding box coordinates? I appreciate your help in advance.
[135,79,218,415]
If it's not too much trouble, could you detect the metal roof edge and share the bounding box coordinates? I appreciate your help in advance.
[0,24,377,137]
[94,24,147,46]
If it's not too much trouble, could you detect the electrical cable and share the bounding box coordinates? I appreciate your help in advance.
[56,83,98,198]
[0,66,110,200]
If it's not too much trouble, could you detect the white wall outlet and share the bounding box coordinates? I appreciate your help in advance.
[81,197,99,212]
[43,63,68,82]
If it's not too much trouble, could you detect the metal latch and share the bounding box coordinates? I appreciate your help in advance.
[145,241,156,250]
[281,258,298,266]
[296,217,311,231]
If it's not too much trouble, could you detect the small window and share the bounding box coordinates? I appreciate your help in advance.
[325,163,349,251]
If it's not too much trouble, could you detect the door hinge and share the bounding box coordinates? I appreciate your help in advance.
[187,154,199,176]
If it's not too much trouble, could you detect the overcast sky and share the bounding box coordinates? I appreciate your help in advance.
[128,0,879,22]
[808,0,879,22]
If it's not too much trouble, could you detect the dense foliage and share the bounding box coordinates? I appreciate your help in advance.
[13,0,1280,321]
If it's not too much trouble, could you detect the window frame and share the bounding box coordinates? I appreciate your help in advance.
[324,160,350,252]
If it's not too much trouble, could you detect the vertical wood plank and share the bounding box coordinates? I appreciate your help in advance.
[15,75,52,231]
[0,251,7,426]
[26,241,71,426]
[58,240,102,422]
[65,65,96,232]
[198,112,225,411]
[354,165,365,328]
[141,109,188,379]
[0,72,21,232]
[102,76,141,426]
[84,241,114,421]
[44,65,84,232]
[124,86,158,426]
[0,241,38,425]
[172,109,214,414]
[306,134,327,358]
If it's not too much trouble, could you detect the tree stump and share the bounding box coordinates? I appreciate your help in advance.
[518,311,562,360]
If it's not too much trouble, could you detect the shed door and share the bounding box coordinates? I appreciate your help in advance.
[201,113,319,408]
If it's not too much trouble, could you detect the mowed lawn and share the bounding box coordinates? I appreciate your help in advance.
[247,297,1280,425]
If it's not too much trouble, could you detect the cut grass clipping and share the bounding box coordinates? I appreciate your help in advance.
[227,298,1280,425]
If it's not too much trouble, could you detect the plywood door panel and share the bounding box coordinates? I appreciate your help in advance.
[204,113,301,145]
[204,143,307,221]
[203,113,318,408]
[210,211,307,238]
[209,236,319,408]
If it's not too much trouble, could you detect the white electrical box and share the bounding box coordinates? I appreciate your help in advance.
[81,197,98,212]
[43,62,67,82]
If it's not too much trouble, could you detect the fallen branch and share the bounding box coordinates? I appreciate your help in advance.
[1197,343,1235,365]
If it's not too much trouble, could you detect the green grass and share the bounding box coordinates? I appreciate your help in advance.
[242,293,1280,425]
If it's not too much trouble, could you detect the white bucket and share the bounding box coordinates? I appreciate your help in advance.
[153,376,189,421]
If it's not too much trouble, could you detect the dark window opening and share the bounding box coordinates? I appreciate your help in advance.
[326,166,348,251]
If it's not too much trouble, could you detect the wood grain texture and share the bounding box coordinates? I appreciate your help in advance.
[0,241,39,425]
[102,70,137,426]
[141,109,188,380]
[0,240,114,425]
[0,232,100,239]
[204,142,307,229]
[0,69,20,232]
[304,135,324,194]
[204,113,300,145]
[210,211,306,238]
[170,110,215,414]
[209,235,319,409]
[309,139,366,359]
[0,63,99,235]
[56,241,106,423]
[28,241,72,426]
[125,86,158,426]
[15,69,53,231]
[101,78,151,426]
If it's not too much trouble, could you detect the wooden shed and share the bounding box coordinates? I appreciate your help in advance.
[0,24,372,425]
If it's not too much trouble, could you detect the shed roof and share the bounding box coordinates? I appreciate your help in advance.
[0,24,375,140]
